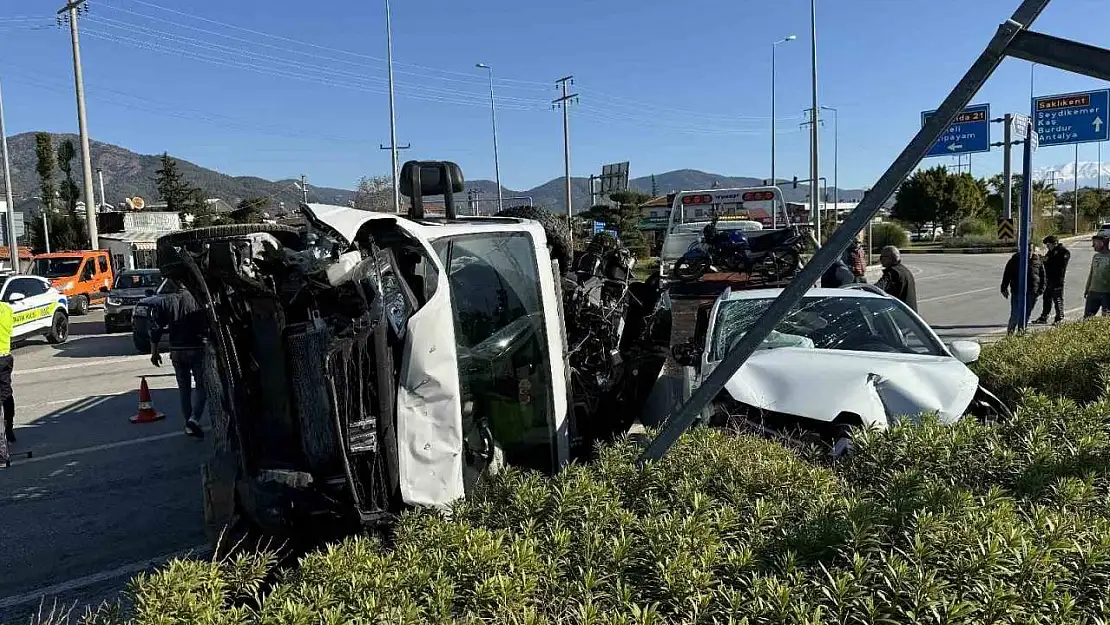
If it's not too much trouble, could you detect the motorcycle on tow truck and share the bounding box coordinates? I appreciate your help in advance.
[671,212,806,283]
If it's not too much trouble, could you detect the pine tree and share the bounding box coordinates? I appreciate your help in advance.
[56,139,80,216]
[651,174,658,198]
[34,133,55,213]
[154,153,200,213]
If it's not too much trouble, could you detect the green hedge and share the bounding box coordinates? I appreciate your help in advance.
[869,222,908,250]
[941,234,1010,249]
[974,316,1110,405]
[52,321,1110,625]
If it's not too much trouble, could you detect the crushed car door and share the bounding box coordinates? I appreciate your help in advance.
[299,203,466,510]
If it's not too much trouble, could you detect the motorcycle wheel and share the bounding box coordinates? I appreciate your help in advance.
[672,253,710,281]
[762,250,801,282]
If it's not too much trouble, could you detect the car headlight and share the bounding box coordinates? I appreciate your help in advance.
[106,296,121,306]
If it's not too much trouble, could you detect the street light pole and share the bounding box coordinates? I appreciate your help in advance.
[476,63,503,213]
[808,0,821,247]
[384,0,400,213]
[0,80,18,271]
[771,35,796,189]
[821,105,838,211]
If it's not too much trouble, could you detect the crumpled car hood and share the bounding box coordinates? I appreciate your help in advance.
[714,348,979,427]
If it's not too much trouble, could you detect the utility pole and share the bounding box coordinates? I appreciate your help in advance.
[0,80,18,271]
[800,109,825,233]
[379,143,410,212]
[97,168,106,211]
[554,76,577,243]
[58,0,98,249]
[821,105,839,213]
[808,0,821,248]
[384,0,400,214]
[300,174,309,204]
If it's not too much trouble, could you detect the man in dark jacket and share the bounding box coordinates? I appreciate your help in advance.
[821,258,856,288]
[875,246,917,311]
[1001,244,1046,334]
[149,281,209,438]
[1032,235,1070,325]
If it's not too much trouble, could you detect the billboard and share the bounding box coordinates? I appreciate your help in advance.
[599,162,630,194]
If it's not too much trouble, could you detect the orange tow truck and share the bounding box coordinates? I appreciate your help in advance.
[29,250,114,315]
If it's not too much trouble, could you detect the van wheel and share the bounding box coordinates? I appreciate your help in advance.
[72,295,89,316]
[45,310,69,344]
[494,206,571,271]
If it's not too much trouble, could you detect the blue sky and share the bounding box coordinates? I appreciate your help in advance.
[0,0,1106,193]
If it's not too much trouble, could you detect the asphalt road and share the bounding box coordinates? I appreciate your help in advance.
[0,310,209,624]
[0,242,1099,622]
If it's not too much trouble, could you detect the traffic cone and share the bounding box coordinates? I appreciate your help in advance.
[130,376,165,424]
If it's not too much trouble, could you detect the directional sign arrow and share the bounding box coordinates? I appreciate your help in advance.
[1095,117,1104,133]
[947,143,963,152]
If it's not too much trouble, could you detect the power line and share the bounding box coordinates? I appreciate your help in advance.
[101,0,786,126]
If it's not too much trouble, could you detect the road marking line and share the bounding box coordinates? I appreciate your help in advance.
[918,286,996,304]
[15,431,187,465]
[977,304,1089,339]
[15,355,149,377]
[0,544,211,611]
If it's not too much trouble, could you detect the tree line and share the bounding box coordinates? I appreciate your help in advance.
[892,165,1110,237]
[28,133,278,251]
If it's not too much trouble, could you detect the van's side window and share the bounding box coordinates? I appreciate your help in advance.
[97,256,108,274]
[81,261,95,281]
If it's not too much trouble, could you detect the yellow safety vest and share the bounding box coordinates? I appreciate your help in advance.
[0,302,12,356]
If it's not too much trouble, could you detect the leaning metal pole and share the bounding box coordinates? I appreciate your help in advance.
[640,0,1053,463]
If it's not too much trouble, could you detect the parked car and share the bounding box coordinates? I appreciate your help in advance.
[671,286,1010,455]
[130,278,180,353]
[29,250,114,315]
[0,273,69,345]
[105,269,162,333]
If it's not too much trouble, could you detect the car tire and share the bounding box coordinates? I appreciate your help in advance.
[133,334,150,354]
[157,224,301,276]
[828,420,859,458]
[494,206,571,271]
[45,310,69,344]
[73,295,89,316]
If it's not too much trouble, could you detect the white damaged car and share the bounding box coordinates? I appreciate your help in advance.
[671,285,1011,454]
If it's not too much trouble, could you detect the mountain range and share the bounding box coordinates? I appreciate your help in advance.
[2,132,867,216]
[1033,161,1110,190]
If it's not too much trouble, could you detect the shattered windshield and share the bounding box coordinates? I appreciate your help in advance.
[710,295,944,361]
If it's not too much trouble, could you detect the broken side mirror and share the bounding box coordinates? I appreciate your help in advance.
[400,160,464,220]
[949,340,981,364]
[671,339,702,367]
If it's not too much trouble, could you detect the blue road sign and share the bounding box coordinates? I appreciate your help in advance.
[921,103,992,158]
[593,220,605,234]
[1032,89,1110,147]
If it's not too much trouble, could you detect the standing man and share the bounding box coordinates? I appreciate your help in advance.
[1001,243,1046,334]
[0,297,14,463]
[1033,235,1071,325]
[149,280,208,438]
[875,246,917,311]
[821,258,856,288]
[843,233,867,283]
[1083,230,1110,318]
